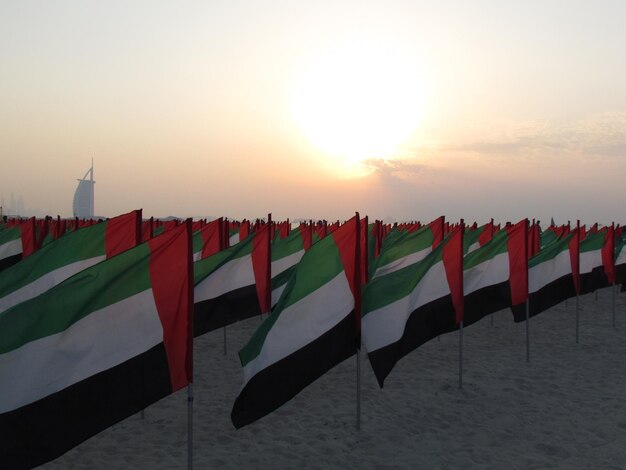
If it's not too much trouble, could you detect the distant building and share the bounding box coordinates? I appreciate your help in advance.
[73,162,95,218]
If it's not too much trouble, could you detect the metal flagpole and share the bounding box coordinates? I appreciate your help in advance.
[223,326,227,356]
[575,295,580,344]
[613,283,616,329]
[525,300,530,363]
[188,383,193,470]
[459,321,463,389]
[356,349,361,430]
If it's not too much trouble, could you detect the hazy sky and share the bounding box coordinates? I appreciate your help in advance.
[1,1,625,225]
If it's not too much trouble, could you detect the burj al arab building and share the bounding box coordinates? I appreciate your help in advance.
[72,162,95,218]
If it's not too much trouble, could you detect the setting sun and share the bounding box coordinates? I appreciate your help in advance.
[291,39,428,166]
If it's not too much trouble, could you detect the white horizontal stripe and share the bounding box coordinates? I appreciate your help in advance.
[580,249,603,275]
[616,245,626,266]
[0,289,162,414]
[271,283,288,307]
[463,252,509,295]
[192,250,202,262]
[0,255,106,314]
[229,233,240,246]
[194,254,254,302]
[0,238,22,260]
[272,249,304,277]
[243,271,354,384]
[466,242,480,254]
[528,249,571,294]
[373,247,430,279]
[363,261,449,353]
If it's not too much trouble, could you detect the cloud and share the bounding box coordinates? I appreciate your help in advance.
[446,112,626,160]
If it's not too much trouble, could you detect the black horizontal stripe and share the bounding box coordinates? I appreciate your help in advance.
[0,344,173,470]
[194,283,261,337]
[231,311,357,429]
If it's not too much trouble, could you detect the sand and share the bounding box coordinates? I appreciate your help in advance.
[41,287,626,469]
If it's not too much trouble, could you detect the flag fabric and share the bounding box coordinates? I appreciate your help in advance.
[0,210,141,315]
[370,218,441,280]
[362,224,464,387]
[231,215,360,428]
[615,228,626,286]
[193,223,270,337]
[578,229,612,294]
[511,230,577,321]
[270,229,307,306]
[0,222,193,469]
[463,219,528,326]
[0,226,22,272]
[464,219,495,254]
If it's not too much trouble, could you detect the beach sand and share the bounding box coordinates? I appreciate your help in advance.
[41,287,626,469]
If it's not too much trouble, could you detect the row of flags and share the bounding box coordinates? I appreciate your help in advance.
[1,212,624,468]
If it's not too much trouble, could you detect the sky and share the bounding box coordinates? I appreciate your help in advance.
[1,0,625,225]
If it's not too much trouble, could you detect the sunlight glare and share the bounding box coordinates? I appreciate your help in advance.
[292,39,428,170]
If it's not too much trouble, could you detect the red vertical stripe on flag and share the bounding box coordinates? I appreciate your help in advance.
[252,218,271,314]
[332,214,361,337]
[506,219,529,306]
[360,216,369,285]
[429,216,445,249]
[602,224,616,285]
[299,223,312,251]
[105,210,142,258]
[200,218,224,259]
[148,221,193,391]
[570,222,581,295]
[21,217,37,258]
[442,222,464,324]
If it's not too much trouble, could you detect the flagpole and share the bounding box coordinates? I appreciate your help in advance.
[356,348,361,430]
[459,320,463,389]
[612,283,616,329]
[525,300,530,363]
[188,383,193,470]
[223,326,227,356]
[576,294,579,344]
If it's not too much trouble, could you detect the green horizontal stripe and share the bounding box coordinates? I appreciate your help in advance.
[463,230,508,270]
[272,230,304,261]
[193,233,254,285]
[239,235,344,366]
[363,242,444,316]
[373,226,433,273]
[0,222,107,297]
[0,242,152,354]
[0,227,21,244]
[528,234,572,268]
[580,232,605,252]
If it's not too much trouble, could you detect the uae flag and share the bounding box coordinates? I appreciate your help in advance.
[0,210,141,315]
[615,229,626,286]
[0,222,193,469]
[464,219,495,254]
[0,226,22,272]
[192,218,224,262]
[231,215,360,428]
[579,229,612,294]
[193,222,270,337]
[270,229,307,306]
[362,225,464,387]
[463,219,527,326]
[511,230,577,321]
[370,217,444,280]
